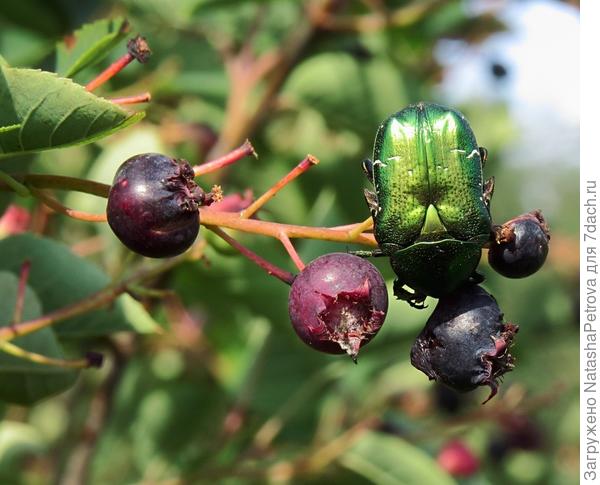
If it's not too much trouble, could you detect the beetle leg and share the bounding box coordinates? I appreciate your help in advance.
[468,271,485,284]
[362,158,374,184]
[364,189,380,218]
[479,147,488,167]
[393,280,427,309]
[483,176,495,208]
[350,249,385,258]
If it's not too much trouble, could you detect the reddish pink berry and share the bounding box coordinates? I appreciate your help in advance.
[437,440,479,477]
[288,253,388,360]
[0,205,30,235]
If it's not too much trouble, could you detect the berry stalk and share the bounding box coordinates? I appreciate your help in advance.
[193,139,257,177]
[0,341,100,369]
[30,188,108,222]
[240,155,319,219]
[278,232,304,271]
[208,226,295,285]
[85,36,152,92]
[0,171,31,197]
[109,92,152,105]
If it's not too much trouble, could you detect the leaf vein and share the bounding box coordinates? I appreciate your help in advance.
[49,104,89,147]
[18,90,59,150]
[84,107,110,138]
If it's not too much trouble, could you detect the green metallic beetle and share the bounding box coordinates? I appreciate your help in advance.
[360,102,495,308]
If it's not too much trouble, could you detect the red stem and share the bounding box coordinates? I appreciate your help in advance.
[85,53,134,92]
[109,92,152,105]
[193,140,257,177]
[240,155,319,219]
[208,227,295,285]
[278,232,305,272]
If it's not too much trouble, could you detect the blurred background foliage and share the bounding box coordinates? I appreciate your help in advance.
[0,0,579,484]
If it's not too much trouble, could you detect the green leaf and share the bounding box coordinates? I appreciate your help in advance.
[0,56,7,68]
[119,294,163,335]
[0,65,144,157]
[55,18,130,78]
[339,431,457,485]
[0,272,78,405]
[0,234,160,338]
[284,54,407,137]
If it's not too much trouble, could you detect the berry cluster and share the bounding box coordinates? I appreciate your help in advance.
[104,144,550,402]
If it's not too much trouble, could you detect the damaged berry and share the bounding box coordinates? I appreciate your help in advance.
[410,284,518,403]
[288,253,388,361]
[488,210,550,278]
[107,153,205,258]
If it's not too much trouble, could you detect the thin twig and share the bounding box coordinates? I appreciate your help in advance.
[193,140,257,177]
[240,155,319,219]
[0,171,30,197]
[0,257,180,342]
[86,52,135,91]
[109,92,151,105]
[208,226,295,285]
[0,341,93,369]
[2,174,110,197]
[347,216,374,240]
[85,36,152,92]
[30,188,108,222]
[278,232,305,272]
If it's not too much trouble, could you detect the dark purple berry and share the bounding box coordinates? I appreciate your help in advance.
[488,415,544,462]
[500,414,544,451]
[107,153,205,258]
[411,284,518,403]
[288,253,388,360]
[488,210,550,278]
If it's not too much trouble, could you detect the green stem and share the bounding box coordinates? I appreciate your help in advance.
[0,171,31,197]
[0,341,92,369]
[18,174,110,197]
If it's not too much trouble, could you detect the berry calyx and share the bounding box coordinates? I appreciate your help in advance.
[288,253,388,360]
[107,153,206,258]
[411,284,518,403]
[488,210,550,278]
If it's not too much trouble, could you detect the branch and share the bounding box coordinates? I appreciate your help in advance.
[0,341,98,369]
[29,188,108,222]
[0,256,181,342]
[200,209,377,247]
